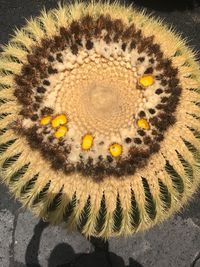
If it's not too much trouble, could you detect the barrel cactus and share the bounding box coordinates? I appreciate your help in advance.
[0,1,200,239]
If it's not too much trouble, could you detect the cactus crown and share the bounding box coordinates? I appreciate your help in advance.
[0,1,200,238]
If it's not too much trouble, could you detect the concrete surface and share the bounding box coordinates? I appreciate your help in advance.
[0,0,200,266]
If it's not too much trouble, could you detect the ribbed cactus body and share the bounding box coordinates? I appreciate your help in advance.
[0,1,200,238]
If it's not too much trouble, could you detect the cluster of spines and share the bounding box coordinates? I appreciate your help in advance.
[7,145,199,234]
[1,104,199,237]
[0,2,200,238]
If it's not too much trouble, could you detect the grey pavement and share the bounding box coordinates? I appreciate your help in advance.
[0,0,200,266]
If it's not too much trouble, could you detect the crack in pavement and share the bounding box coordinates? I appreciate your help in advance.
[191,251,200,267]
[9,210,20,267]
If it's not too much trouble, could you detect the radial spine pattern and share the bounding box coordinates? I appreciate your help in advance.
[0,1,200,238]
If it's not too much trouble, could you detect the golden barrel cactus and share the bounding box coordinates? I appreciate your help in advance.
[0,1,200,239]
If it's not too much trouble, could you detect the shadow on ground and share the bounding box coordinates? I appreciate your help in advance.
[14,220,143,267]
[131,0,200,12]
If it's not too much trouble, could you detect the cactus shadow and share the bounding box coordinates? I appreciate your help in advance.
[23,219,144,267]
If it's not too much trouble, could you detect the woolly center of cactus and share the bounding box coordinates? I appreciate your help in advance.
[13,14,182,179]
[89,84,119,115]
[54,58,139,134]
